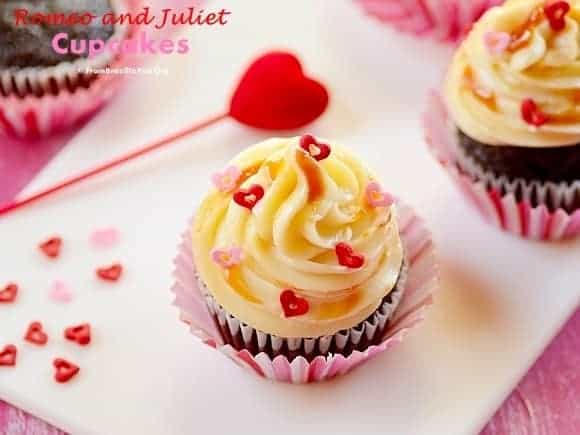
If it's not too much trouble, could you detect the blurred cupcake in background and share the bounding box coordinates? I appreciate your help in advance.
[173,136,437,383]
[0,0,132,139]
[425,0,580,240]
[355,0,503,43]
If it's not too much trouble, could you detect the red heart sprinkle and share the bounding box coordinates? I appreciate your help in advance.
[39,236,62,259]
[544,1,570,32]
[24,322,48,346]
[280,289,309,318]
[96,263,123,282]
[0,345,17,367]
[64,323,91,346]
[0,283,18,303]
[299,135,331,161]
[53,358,80,383]
[229,51,329,130]
[335,242,365,269]
[521,98,549,127]
[233,184,265,210]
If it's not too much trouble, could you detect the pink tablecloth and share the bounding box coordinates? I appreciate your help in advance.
[1,140,579,435]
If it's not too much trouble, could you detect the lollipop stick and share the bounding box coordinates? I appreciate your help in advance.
[0,112,228,217]
[0,50,330,218]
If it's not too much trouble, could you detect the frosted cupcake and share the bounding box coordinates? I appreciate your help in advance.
[425,0,580,240]
[0,0,130,138]
[173,136,438,382]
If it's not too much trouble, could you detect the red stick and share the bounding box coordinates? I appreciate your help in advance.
[0,112,228,217]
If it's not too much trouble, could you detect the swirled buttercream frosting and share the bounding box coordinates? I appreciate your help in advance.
[192,137,404,338]
[446,0,580,147]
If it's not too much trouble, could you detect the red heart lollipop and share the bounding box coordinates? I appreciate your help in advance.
[0,51,330,217]
[230,52,329,130]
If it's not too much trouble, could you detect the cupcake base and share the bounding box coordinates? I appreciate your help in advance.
[457,129,580,184]
[424,91,580,240]
[172,202,437,383]
[201,261,407,362]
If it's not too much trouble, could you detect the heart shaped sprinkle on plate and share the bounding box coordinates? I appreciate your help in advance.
[39,236,62,259]
[0,345,17,367]
[96,263,123,282]
[53,358,80,383]
[64,323,91,346]
[48,280,73,304]
[24,322,48,346]
[90,228,121,249]
[0,283,18,303]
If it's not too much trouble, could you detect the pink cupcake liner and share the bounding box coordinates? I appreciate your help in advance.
[355,0,504,43]
[423,91,580,241]
[172,202,438,383]
[0,0,138,140]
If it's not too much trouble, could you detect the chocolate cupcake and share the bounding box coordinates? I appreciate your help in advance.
[430,0,580,239]
[0,0,130,138]
[0,0,115,69]
[172,136,438,383]
[192,136,407,361]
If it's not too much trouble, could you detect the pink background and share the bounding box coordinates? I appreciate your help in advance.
[1,138,579,434]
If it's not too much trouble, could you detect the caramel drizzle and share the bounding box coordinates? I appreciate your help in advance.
[237,160,282,187]
[295,149,324,202]
[508,6,545,52]
[315,291,362,320]
[226,267,262,304]
[463,66,498,112]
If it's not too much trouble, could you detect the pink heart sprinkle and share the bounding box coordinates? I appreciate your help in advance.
[484,31,511,55]
[211,246,243,269]
[211,165,242,193]
[90,228,121,249]
[49,280,73,304]
[366,182,395,208]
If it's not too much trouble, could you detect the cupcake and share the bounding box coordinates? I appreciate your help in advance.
[173,136,438,383]
[425,0,580,240]
[355,0,503,43]
[0,0,130,139]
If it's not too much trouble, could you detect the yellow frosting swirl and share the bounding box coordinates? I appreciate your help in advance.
[192,137,403,338]
[446,0,580,147]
